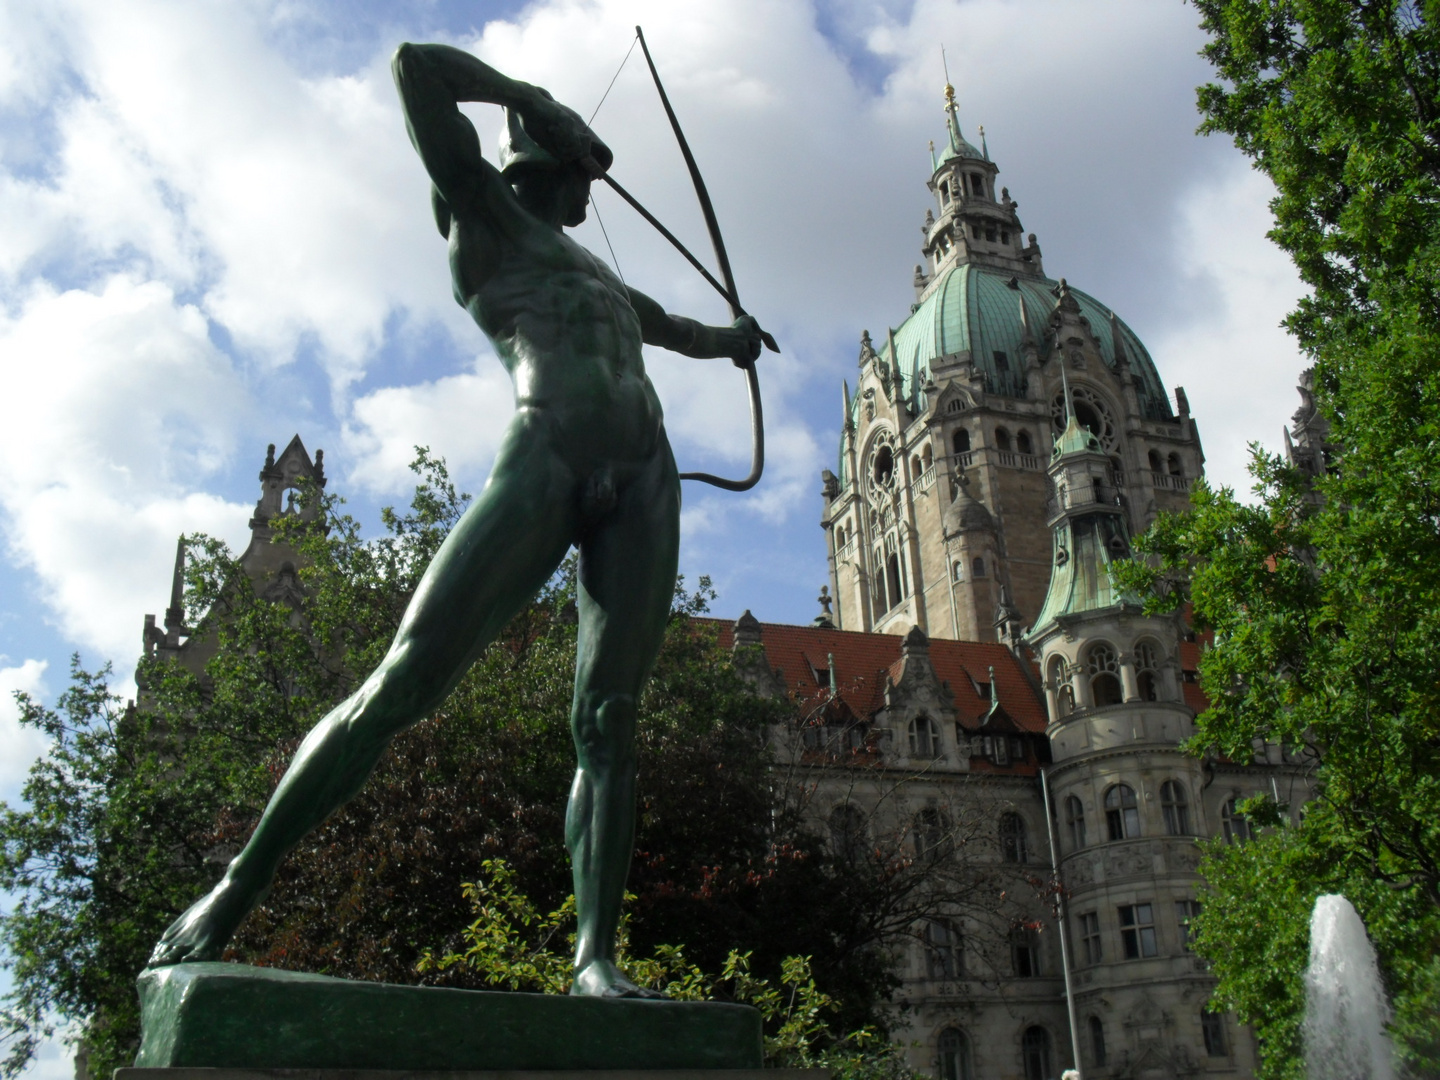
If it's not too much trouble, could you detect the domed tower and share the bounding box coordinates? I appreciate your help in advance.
[820,84,1204,640]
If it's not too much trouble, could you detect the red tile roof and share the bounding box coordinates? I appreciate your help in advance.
[699,618,1049,734]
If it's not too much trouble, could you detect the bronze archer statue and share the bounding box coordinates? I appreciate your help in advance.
[147,41,766,999]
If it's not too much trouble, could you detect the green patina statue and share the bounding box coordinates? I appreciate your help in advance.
[147,42,765,999]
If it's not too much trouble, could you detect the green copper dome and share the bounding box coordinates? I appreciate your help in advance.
[869,263,1174,421]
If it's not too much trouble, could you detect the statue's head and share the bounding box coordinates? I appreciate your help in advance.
[500,107,612,227]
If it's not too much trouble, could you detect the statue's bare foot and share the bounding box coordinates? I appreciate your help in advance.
[146,875,258,968]
[571,958,666,999]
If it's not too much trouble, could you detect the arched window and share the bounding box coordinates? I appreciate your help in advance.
[924,919,963,980]
[871,575,888,622]
[1221,796,1252,844]
[953,560,964,582]
[829,804,868,863]
[1087,643,1124,706]
[1148,448,1163,473]
[910,715,940,758]
[1065,795,1086,850]
[923,444,934,469]
[1088,1016,1107,1067]
[994,427,1012,452]
[911,454,923,480]
[1016,429,1033,455]
[1135,640,1161,701]
[972,556,986,578]
[886,553,903,609]
[874,445,895,486]
[914,807,950,859]
[999,813,1028,863]
[1161,780,1190,835]
[936,1028,973,1080]
[1105,783,1140,840]
[952,428,971,454]
[1021,1026,1053,1080]
[1167,452,1184,477]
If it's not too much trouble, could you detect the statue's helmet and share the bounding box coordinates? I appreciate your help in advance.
[499,105,613,178]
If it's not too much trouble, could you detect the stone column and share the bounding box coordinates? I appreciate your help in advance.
[1118,652,1140,702]
[1069,663,1091,710]
[1044,677,1060,723]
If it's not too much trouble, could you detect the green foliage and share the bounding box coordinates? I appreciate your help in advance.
[1107,4,1440,1072]
[0,451,905,1078]
[421,859,919,1080]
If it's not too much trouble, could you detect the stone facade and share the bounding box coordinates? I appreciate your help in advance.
[821,84,1203,645]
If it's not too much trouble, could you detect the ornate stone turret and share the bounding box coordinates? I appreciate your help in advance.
[142,436,326,679]
[920,81,1044,285]
[1020,383,1219,1079]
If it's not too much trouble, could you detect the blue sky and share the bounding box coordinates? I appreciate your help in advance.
[0,2,1307,1071]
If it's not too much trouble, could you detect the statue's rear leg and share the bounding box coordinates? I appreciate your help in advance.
[566,438,681,997]
[148,411,580,968]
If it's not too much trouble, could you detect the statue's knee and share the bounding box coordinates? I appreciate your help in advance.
[574,693,638,770]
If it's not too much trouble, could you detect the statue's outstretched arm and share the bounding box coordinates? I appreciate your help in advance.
[627,287,764,368]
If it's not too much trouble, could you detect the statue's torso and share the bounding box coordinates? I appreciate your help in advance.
[448,210,666,471]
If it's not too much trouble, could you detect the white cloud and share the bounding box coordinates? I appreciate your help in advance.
[0,658,48,794]
[343,360,515,495]
[1153,163,1309,496]
[0,275,251,662]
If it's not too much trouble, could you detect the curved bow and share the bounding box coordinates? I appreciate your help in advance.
[624,25,777,492]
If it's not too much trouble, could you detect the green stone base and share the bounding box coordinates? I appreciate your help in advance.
[134,964,764,1071]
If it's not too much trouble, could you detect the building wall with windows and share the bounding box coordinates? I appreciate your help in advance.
[718,604,1311,1080]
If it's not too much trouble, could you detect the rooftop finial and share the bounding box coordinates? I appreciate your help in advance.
[814,586,836,629]
[979,124,989,160]
[940,46,962,152]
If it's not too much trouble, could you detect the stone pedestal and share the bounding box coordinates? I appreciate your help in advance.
[131,965,769,1073]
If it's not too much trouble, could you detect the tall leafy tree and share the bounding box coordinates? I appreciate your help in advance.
[1112,3,1440,1075]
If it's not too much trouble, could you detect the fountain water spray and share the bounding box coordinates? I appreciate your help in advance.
[1304,894,1396,1080]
